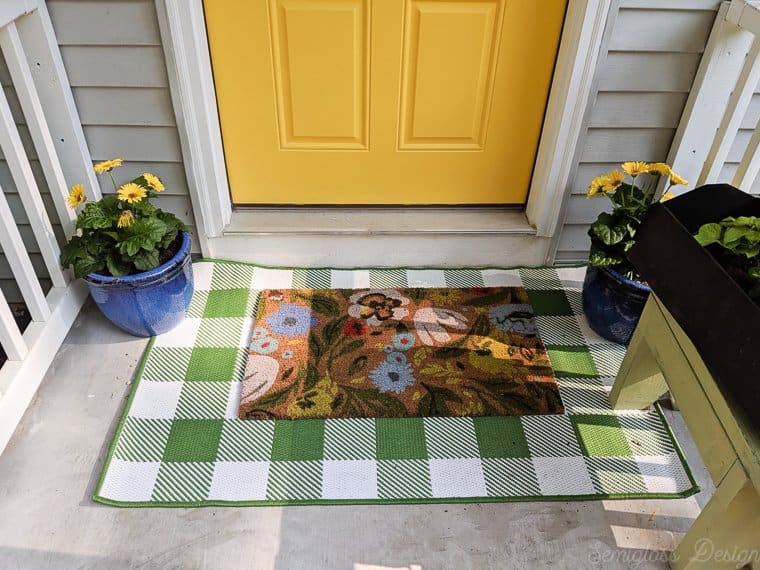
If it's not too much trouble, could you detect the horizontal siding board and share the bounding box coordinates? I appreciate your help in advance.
[580,128,675,163]
[599,52,701,92]
[48,0,161,46]
[61,46,168,88]
[565,194,617,225]
[609,9,715,53]
[83,125,182,162]
[620,0,721,9]
[589,92,689,129]
[73,87,176,126]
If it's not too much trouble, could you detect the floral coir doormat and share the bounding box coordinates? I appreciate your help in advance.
[240,287,562,420]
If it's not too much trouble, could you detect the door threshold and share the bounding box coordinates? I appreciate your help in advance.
[224,207,535,236]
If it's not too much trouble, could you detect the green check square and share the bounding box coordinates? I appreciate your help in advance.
[527,290,573,316]
[473,417,530,458]
[571,415,631,457]
[270,420,325,461]
[162,419,224,462]
[186,347,240,381]
[203,289,250,318]
[547,346,597,378]
[376,418,427,460]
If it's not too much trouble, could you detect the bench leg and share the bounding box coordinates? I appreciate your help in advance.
[609,298,668,410]
[671,462,760,569]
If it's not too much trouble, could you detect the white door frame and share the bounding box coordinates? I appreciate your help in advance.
[155,0,613,258]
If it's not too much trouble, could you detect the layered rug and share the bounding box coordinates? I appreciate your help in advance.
[239,286,563,420]
[94,261,698,507]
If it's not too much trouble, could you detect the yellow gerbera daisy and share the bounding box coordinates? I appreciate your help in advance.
[621,161,649,176]
[93,158,123,174]
[601,170,626,193]
[647,162,671,177]
[587,175,606,198]
[66,183,86,208]
[660,191,676,202]
[117,210,134,228]
[142,172,165,192]
[117,182,147,204]
[668,170,688,186]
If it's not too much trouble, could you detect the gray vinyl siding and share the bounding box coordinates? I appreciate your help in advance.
[0,0,196,303]
[553,2,723,263]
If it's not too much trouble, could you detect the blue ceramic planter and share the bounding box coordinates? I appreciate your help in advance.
[582,266,651,345]
[84,232,194,337]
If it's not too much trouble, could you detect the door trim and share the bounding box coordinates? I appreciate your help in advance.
[156,0,613,260]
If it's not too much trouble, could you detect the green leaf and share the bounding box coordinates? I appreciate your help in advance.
[73,255,104,278]
[337,339,364,357]
[433,346,468,359]
[308,334,323,362]
[309,293,339,316]
[118,218,167,256]
[348,355,367,375]
[76,202,112,230]
[588,247,623,268]
[106,252,131,276]
[304,363,319,390]
[695,223,722,246]
[591,212,628,245]
[749,266,760,280]
[132,249,160,271]
[322,315,348,347]
[60,236,88,267]
[469,313,490,337]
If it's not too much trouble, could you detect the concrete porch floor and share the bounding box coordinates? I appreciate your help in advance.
[0,300,715,570]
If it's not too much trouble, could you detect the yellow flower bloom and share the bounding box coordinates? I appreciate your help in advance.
[142,172,165,192]
[646,162,671,177]
[601,169,626,193]
[93,158,123,174]
[117,210,134,228]
[587,175,607,198]
[66,184,86,208]
[660,191,676,202]
[668,170,688,186]
[621,161,649,176]
[117,182,147,204]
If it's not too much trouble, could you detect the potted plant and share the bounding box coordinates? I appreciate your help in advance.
[582,161,688,344]
[628,184,760,432]
[60,158,194,337]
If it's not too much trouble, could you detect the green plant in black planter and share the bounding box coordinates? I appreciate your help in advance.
[695,215,760,301]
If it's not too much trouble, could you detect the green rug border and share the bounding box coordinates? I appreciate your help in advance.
[92,259,700,508]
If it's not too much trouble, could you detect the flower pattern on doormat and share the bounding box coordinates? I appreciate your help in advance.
[239,287,563,420]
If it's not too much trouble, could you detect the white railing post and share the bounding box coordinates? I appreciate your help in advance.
[0,183,50,321]
[0,289,27,361]
[15,2,100,201]
[0,83,67,288]
[0,21,77,239]
[667,2,754,189]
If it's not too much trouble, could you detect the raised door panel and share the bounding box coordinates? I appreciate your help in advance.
[268,0,369,149]
[398,0,504,150]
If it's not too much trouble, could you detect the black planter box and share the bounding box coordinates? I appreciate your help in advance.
[628,184,760,433]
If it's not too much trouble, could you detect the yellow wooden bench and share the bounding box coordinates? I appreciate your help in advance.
[610,294,760,569]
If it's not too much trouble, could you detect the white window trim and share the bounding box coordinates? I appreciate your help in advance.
[155,0,612,257]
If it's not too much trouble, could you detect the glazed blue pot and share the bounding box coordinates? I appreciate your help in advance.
[582,266,651,345]
[84,231,194,337]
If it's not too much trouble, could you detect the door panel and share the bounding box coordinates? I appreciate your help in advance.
[204,0,567,204]
[399,0,502,149]
[269,0,369,149]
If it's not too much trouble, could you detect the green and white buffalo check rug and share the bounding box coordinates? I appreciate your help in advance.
[94,261,698,507]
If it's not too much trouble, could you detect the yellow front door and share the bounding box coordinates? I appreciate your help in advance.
[204,0,566,205]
